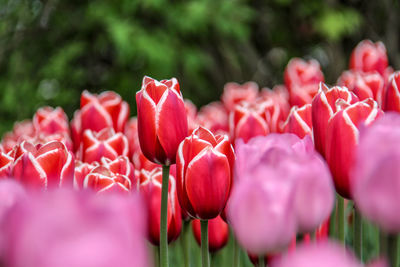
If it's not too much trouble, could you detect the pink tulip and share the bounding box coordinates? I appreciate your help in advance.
[272,241,362,267]
[352,113,400,233]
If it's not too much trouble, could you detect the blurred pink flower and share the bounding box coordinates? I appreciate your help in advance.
[352,113,400,233]
[272,241,362,267]
[4,189,150,267]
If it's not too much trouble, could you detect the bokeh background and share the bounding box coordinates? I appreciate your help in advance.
[0,0,399,134]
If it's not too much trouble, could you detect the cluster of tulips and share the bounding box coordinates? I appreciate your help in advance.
[0,39,399,267]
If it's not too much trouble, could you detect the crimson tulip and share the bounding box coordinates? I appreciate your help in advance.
[221,81,259,111]
[312,83,359,157]
[192,216,229,253]
[136,76,188,165]
[33,106,70,135]
[284,58,324,106]
[79,128,129,163]
[325,98,383,198]
[349,40,388,76]
[139,166,181,245]
[384,72,400,112]
[11,141,74,189]
[71,90,129,151]
[260,85,290,133]
[229,100,270,143]
[84,165,132,194]
[0,152,13,179]
[283,104,312,138]
[176,127,234,220]
[74,160,98,189]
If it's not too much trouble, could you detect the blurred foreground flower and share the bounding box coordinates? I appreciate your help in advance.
[3,189,150,267]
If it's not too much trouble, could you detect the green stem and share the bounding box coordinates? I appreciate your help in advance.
[180,221,190,267]
[329,205,336,238]
[258,255,265,267]
[160,165,170,267]
[201,220,210,267]
[353,206,362,260]
[337,194,345,244]
[387,234,398,267]
[233,235,240,267]
[380,230,387,257]
[154,246,160,267]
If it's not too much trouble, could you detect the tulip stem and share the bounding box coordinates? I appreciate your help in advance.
[258,255,265,267]
[387,234,398,267]
[180,221,190,267]
[201,220,210,267]
[380,230,387,256]
[160,165,170,267]
[353,206,362,260]
[337,194,345,244]
[233,234,240,267]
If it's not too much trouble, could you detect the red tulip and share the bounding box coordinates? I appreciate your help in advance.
[79,128,129,163]
[11,141,74,189]
[283,104,312,138]
[312,84,359,157]
[84,165,131,194]
[136,76,188,165]
[284,58,324,106]
[260,85,291,133]
[33,106,70,135]
[124,117,140,159]
[350,40,388,75]
[74,160,98,189]
[2,120,35,153]
[197,102,229,135]
[192,216,229,253]
[325,98,383,198]
[229,100,270,143]
[0,152,13,179]
[384,72,400,112]
[221,82,259,111]
[338,71,385,107]
[139,167,182,245]
[71,90,130,151]
[100,156,136,187]
[176,127,234,220]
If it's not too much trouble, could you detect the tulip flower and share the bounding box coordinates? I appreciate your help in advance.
[221,81,259,111]
[2,120,36,153]
[326,98,383,198]
[79,128,129,163]
[272,241,362,267]
[192,216,229,253]
[124,117,140,159]
[176,126,234,220]
[136,76,188,166]
[11,141,74,189]
[283,104,312,138]
[0,152,13,179]
[312,83,359,157]
[84,164,132,194]
[197,102,229,135]
[33,106,70,135]
[284,58,324,106]
[74,160,98,189]
[384,71,400,112]
[352,113,400,233]
[139,167,182,245]
[71,90,130,151]
[3,189,150,267]
[338,71,385,107]
[229,100,270,143]
[350,40,388,76]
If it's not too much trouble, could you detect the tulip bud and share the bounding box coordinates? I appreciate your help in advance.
[136,76,188,165]
[261,86,291,133]
[79,128,129,163]
[84,166,131,194]
[229,100,270,143]
[283,104,312,138]
[176,127,234,220]
[33,107,70,135]
[325,98,383,198]
[312,83,359,157]
[349,40,388,76]
[352,113,400,233]
[2,120,36,153]
[11,141,74,189]
[192,216,229,253]
[384,72,400,112]
[139,167,182,245]
[74,160,98,189]
[221,82,259,111]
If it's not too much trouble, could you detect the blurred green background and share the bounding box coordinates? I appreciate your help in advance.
[0,0,399,135]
